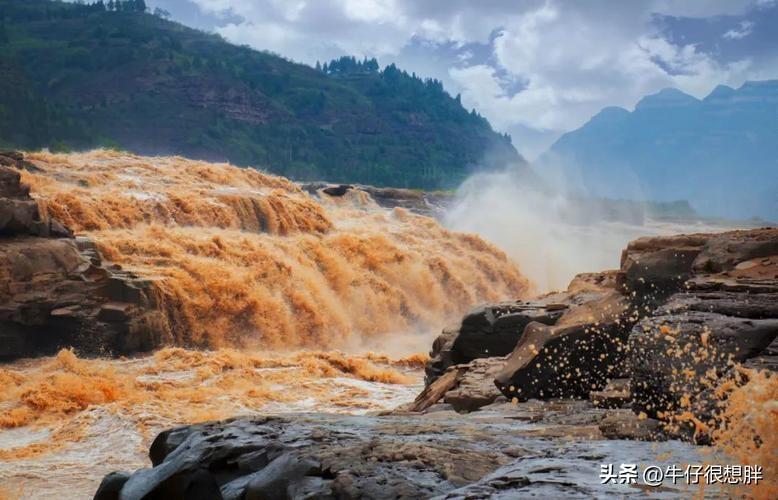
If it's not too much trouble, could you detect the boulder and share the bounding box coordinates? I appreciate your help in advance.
[93,471,131,500]
[597,409,666,441]
[425,302,563,384]
[442,357,506,412]
[494,292,638,400]
[322,184,353,197]
[425,271,621,385]
[619,233,709,297]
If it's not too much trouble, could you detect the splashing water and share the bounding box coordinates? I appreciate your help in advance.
[445,167,741,293]
[712,369,778,499]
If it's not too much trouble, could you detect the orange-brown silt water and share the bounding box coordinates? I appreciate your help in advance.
[19,150,529,349]
[712,369,778,499]
[0,150,529,498]
[0,348,427,498]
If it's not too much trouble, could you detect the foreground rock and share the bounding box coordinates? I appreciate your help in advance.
[424,302,564,384]
[495,291,637,400]
[97,405,717,500]
[0,152,168,360]
[423,271,620,406]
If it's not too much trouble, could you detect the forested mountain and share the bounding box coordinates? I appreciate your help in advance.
[541,81,778,220]
[0,0,523,188]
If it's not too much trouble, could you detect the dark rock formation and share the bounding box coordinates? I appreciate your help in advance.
[425,302,564,385]
[0,152,168,360]
[425,271,620,385]
[0,164,71,238]
[495,292,638,400]
[301,182,454,218]
[441,357,506,412]
[411,228,776,448]
[597,409,666,441]
[619,233,709,298]
[101,413,516,500]
[98,404,715,500]
[627,231,778,434]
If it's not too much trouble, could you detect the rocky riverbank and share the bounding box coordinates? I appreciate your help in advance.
[0,151,167,361]
[96,227,777,499]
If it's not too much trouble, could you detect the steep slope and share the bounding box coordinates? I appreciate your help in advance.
[541,81,778,221]
[0,0,522,189]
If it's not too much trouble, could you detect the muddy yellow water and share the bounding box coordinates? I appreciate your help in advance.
[19,150,529,350]
[0,348,425,497]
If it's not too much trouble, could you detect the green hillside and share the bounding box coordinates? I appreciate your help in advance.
[0,0,522,188]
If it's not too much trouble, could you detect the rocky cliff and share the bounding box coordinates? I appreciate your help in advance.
[0,151,167,360]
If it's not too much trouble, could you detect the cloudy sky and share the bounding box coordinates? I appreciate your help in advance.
[145,0,778,159]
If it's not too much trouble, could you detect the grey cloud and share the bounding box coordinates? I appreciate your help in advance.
[144,0,778,157]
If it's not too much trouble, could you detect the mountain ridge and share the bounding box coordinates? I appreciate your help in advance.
[0,0,523,189]
[541,79,778,221]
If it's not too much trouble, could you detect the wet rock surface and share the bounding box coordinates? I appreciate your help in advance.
[626,234,778,436]
[424,271,619,386]
[0,152,168,360]
[301,182,453,218]
[495,292,637,401]
[417,228,777,442]
[425,302,564,384]
[97,404,717,500]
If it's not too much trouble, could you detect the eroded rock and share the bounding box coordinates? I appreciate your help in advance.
[626,229,778,438]
[0,152,168,360]
[425,302,563,384]
[100,407,717,500]
[495,292,638,400]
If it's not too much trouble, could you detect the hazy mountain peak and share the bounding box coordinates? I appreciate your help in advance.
[704,84,736,101]
[634,87,698,110]
[542,80,778,221]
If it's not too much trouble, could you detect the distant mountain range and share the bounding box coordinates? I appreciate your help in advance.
[0,0,522,189]
[540,80,778,221]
